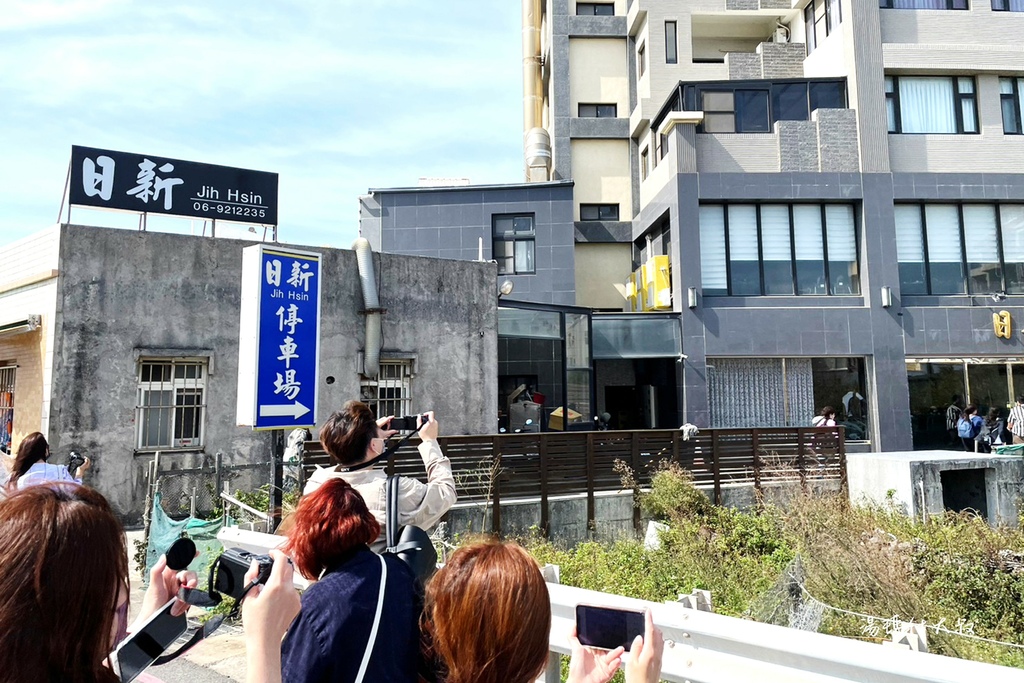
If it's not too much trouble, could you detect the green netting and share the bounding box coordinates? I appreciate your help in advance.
[144,491,224,584]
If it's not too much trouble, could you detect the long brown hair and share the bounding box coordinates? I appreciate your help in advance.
[319,400,378,467]
[424,539,551,683]
[9,431,49,488]
[284,478,380,580]
[0,484,128,683]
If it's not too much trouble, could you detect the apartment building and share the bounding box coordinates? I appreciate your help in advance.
[362,0,1024,451]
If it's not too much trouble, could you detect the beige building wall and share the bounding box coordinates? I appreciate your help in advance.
[571,139,632,220]
[0,227,60,457]
[575,243,633,310]
[569,38,630,114]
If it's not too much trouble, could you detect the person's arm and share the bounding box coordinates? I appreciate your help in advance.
[398,413,456,529]
[243,550,300,683]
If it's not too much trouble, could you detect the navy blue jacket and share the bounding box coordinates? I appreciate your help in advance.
[281,546,420,683]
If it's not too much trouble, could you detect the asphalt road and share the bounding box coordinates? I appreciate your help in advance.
[150,658,238,683]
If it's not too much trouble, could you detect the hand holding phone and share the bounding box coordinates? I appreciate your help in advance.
[111,599,187,683]
[575,604,645,651]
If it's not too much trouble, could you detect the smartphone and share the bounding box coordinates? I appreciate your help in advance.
[575,604,645,651]
[110,598,187,683]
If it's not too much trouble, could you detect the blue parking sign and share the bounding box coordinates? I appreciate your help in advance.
[236,244,321,429]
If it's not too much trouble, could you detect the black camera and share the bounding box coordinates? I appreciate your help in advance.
[213,547,273,600]
[391,414,429,431]
[67,451,86,473]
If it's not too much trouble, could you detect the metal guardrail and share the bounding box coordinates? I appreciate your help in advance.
[301,427,847,536]
[544,582,1022,683]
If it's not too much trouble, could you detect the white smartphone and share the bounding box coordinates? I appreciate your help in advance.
[110,598,187,683]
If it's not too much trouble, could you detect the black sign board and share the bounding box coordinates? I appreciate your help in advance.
[69,145,278,225]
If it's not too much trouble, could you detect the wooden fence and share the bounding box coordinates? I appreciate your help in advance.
[302,426,846,536]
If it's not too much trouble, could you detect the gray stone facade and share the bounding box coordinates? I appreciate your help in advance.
[44,225,497,520]
[359,181,576,305]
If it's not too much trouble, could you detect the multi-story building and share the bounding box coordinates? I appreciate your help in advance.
[362,0,1024,451]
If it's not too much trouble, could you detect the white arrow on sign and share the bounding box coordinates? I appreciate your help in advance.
[258,401,310,420]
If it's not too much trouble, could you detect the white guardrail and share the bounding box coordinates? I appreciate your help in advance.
[217,528,1022,683]
[545,582,1024,683]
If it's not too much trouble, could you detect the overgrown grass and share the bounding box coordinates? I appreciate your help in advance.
[526,462,1024,669]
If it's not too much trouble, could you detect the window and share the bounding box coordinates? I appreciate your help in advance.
[885,76,977,134]
[805,0,842,54]
[577,2,615,14]
[690,79,847,133]
[896,203,1024,295]
[1001,78,1024,134]
[0,366,14,455]
[658,133,669,160]
[493,214,536,275]
[880,0,966,8]
[580,204,620,221]
[700,203,860,296]
[360,360,413,420]
[578,103,617,118]
[993,0,1024,9]
[640,147,649,180]
[638,43,646,78]
[136,359,207,450]
[665,21,678,64]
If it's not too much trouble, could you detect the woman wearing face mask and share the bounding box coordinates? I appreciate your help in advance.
[0,484,195,683]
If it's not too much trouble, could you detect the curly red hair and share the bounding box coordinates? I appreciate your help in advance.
[284,478,380,580]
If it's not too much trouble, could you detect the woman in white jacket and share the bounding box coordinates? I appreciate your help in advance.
[303,400,456,550]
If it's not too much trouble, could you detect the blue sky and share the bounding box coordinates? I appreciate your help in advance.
[0,0,525,247]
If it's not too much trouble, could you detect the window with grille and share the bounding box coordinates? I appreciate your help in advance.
[360,360,413,420]
[136,359,207,450]
[0,366,14,454]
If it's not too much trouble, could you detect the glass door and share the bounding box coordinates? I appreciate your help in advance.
[966,363,1011,418]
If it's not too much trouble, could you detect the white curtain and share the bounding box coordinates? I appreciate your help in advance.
[824,205,856,261]
[899,77,956,133]
[1001,205,1024,263]
[708,358,815,428]
[760,205,792,262]
[728,206,759,261]
[925,205,962,262]
[963,205,998,264]
[892,0,946,8]
[699,206,728,292]
[894,205,925,262]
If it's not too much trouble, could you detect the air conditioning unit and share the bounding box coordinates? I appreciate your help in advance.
[774,26,790,43]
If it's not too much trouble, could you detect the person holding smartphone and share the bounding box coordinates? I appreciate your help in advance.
[304,400,456,550]
[7,432,90,490]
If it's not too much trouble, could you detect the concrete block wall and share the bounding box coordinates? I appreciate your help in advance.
[815,108,860,172]
[758,42,805,79]
[778,120,819,172]
[726,52,762,80]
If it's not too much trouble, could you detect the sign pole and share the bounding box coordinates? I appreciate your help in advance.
[269,429,285,531]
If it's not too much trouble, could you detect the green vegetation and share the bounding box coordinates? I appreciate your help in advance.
[527,462,1024,669]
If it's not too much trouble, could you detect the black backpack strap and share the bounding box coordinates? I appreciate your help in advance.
[386,474,400,552]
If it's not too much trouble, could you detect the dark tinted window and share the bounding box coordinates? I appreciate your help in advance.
[773,83,809,121]
[736,90,770,133]
[809,81,845,111]
[577,3,615,14]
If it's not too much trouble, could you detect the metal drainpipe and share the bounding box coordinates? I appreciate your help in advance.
[352,238,382,378]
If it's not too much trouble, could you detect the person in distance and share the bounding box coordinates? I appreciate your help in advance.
[7,431,90,490]
[305,400,455,550]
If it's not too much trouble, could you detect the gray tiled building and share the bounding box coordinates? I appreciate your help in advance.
[361,0,1024,452]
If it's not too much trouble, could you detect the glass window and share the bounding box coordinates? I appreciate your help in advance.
[592,316,682,359]
[825,205,858,295]
[804,5,817,54]
[882,0,967,8]
[888,76,976,134]
[580,204,620,221]
[1001,205,1024,293]
[640,147,649,180]
[736,90,770,133]
[0,366,13,456]
[638,43,646,78]
[360,360,414,420]
[809,81,846,111]
[493,214,536,275]
[794,205,827,294]
[925,205,966,294]
[577,2,615,14]
[963,205,1001,294]
[137,359,207,450]
[699,206,728,295]
[1000,78,1023,134]
[728,205,761,295]
[665,21,678,64]
[760,205,794,294]
[702,91,735,133]
[895,205,927,294]
[773,83,809,122]
[993,0,1024,9]
[579,103,618,117]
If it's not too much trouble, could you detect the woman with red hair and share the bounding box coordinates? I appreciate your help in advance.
[423,539,665,683]
[280,477,420,682]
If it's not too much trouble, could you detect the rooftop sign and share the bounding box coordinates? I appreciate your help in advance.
[69,145,278,225]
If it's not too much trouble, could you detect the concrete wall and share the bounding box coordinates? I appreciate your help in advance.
[48,225,498,520]
[360,182,576,306]
[0,227,60,449]
[695,134,781,173]
[848,450,1024,526]
[569,37,629,115]
[571,139,633,221]
[574,242,633,309]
